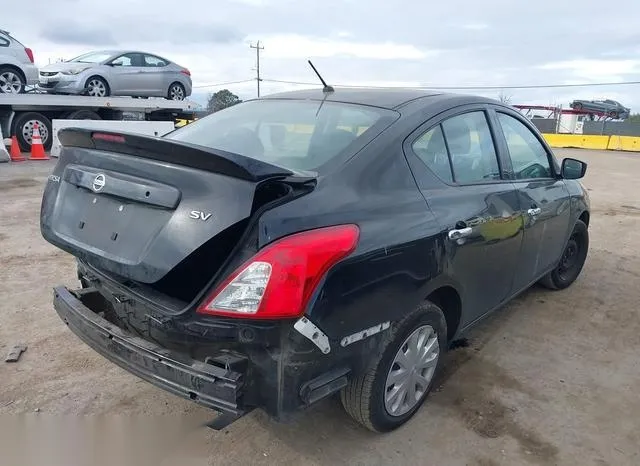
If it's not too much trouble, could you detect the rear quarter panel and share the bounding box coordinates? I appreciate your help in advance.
[257,132,445,343]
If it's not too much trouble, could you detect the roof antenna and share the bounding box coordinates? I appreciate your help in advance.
[308,60,334,93]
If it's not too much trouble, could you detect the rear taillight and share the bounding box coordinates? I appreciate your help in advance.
[197,224,360,319]
[24,47,34,63]
[181,68,191,76]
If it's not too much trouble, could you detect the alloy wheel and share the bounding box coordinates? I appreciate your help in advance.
[87,79,107,97]
[0,70,23,93]
[169,84,185,100]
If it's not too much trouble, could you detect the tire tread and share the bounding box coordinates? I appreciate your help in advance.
[340,302,447,432]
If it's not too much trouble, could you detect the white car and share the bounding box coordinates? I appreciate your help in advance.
[0,29,38,93]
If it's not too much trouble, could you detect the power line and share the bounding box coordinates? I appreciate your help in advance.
[249,41,264,97]
[190,77,640,92]
[192,79,254,89]
[260,78,640,90]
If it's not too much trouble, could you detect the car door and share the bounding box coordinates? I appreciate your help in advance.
[404,106,524,325]
[141,54,170,96]
[488,107,571,292]
[106,53,148,94]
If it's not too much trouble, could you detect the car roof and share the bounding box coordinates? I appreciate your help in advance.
[261,87,452,110]
[77,49,165,57]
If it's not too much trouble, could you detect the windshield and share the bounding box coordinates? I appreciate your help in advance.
[69,51,113,64]
[166,99,398,171]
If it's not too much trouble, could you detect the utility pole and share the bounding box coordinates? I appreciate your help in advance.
[250,41,264,97]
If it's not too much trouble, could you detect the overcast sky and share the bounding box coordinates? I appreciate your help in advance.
[5,0,640,111]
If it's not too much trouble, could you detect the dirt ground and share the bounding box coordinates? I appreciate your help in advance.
[1,148,639,466]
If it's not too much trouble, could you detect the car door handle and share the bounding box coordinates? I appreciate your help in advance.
[527,207,541,216]
[448,227,472,240]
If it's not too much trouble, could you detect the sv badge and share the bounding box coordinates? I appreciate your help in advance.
[189,210,212,221]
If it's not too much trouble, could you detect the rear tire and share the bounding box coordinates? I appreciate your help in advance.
[0,66,25,94]
[539,219,588,290]
[340,301,448,432]
[168,82,186,100]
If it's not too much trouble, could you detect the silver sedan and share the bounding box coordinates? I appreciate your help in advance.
[37,50,193,100]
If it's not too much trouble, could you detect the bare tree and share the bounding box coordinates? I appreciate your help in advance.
[497,90,512,105]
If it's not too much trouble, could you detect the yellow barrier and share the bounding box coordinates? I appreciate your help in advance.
[606,135,640,152]
[175,119,195,128]
[542,134,610,150]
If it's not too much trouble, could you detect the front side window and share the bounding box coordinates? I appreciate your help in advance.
[442,111,501,184]
[496,112,552,180]
[166,99,397,172]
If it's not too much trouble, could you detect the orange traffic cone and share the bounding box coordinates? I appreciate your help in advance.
[9,135,25,162]
[29,123,49,160]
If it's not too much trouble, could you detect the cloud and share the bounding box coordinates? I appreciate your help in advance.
[461,23,489,30]
[538,59,640,79]
[256,34,433,60]
[38,18,245,48]
[4,0,640,111]
[40,25,118,46]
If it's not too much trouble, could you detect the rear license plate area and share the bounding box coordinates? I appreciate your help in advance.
[52,185,169,262]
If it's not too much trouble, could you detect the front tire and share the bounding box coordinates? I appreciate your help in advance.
[84,76,110,97]
[340,301,448,432]
[539,219,589,290]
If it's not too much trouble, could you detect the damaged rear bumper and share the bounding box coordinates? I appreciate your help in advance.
[53,286,247,419]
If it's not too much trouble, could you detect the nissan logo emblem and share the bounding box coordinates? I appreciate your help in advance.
[92,174,106,192]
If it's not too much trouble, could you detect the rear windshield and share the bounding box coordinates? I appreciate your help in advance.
[165,99,398,171]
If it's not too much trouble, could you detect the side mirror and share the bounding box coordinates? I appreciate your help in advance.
[561,158,587,179]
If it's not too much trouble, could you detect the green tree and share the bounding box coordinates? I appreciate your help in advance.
[207,89,242,113]
[627,113,640,123]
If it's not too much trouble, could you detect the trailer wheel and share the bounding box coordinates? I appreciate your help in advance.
[13,112,53,152]
[64,110,102,120]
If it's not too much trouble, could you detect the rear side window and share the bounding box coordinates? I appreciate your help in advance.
[411,110,501,184]
[0,34,9,47]
[412,126,453,183]
[144,54,168,67]
[166,99,398,172]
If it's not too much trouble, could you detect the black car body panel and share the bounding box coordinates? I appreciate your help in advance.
[40,89,590,427]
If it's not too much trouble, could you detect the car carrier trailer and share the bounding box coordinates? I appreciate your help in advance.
[0,94,198,152]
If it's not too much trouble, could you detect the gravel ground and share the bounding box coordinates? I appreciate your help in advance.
[1,148,639,466]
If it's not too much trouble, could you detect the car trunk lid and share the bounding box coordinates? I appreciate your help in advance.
[41,128,314,287]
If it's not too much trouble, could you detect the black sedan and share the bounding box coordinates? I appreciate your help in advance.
[40,87,590,433]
